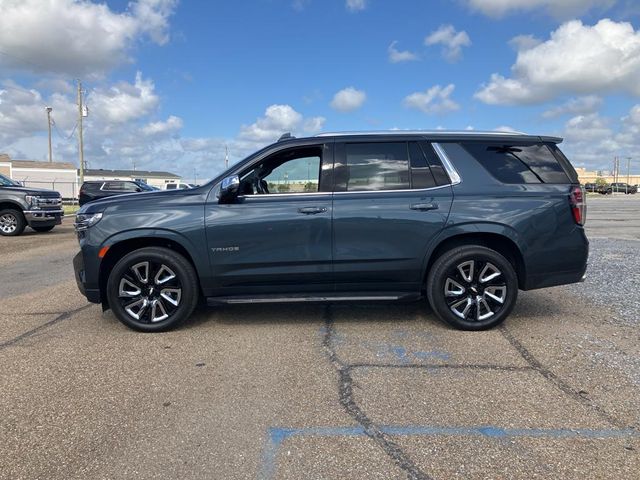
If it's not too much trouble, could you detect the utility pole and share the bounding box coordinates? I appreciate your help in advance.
[77,80,85,184]
[45,107,53,163]
[224,144,229,169]
[627,157,631,193]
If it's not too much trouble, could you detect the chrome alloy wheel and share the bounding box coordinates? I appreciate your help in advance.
[0,213,18,234]
[118,261,182,323]
[443,260,507,321]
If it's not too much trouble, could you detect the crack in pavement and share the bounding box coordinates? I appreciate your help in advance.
[499,326,633,431]
[0,304,93,351]
[322,305,432,480]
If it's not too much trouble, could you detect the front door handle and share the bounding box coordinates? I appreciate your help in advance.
[410,202,438,211]
[298,206,327,215]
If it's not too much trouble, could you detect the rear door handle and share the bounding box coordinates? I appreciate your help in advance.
[298,206,327,215]
[410,202,438,211]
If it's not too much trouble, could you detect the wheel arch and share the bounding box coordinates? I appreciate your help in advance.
[98,231,202,309]
[0,200,26,214]
[424,225,526,289]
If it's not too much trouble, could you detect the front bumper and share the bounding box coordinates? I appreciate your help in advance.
[73,251,101,303]
[24,209,64,226]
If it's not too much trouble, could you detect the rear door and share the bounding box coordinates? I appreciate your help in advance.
[332,139,454,293]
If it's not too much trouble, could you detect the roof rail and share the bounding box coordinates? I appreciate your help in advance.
[315,130,529,137]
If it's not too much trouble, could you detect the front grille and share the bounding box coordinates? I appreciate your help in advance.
[37,197,62,208]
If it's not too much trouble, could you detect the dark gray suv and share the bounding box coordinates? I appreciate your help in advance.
[73,131,588,332]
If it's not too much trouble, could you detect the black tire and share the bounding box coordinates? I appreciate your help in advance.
[32,225,55,233]
[0,208,26,236]
[426,245,518,331]
[106,247,200,332]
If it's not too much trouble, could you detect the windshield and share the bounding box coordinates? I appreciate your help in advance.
[134,181,156,191]
[0,173,19,186]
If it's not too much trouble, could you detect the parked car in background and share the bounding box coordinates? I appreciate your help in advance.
[163,182,194,190]
[73,130,588,333]
[0,172,63,236]
[583,183,598,193]
[609,182,637,194]
[79,180,157,206]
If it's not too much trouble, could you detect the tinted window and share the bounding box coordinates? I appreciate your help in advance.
[462,142,570,184]
[344,142,409,191]
[419,142,451,186]
[102,182,124,190]
[121,182,140,192]
[408,142,436,189]
[82,182,101,191]
[165,184,177,190]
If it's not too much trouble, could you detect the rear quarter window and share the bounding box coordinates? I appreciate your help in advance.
[461,142,571,184]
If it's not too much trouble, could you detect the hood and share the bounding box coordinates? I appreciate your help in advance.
[80,187,205,213]
[0,185,61,197]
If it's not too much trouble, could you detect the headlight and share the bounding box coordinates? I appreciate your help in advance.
[74,212,103,231]
[25,195,42,209]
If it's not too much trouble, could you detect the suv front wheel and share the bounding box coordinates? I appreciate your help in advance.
[106,247,199,332]
[427,245,518,330]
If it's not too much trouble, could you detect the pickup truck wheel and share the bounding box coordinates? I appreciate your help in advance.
[106,247,199,332]
[0,208,26,236]
[32,225,55,233]
[427,245,518,331]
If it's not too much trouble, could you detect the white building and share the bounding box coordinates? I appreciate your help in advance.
[1,154,78,198]
[83,168,181,189]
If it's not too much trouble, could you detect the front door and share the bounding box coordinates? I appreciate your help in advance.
[332,140,453,293]
[204,142,334,296]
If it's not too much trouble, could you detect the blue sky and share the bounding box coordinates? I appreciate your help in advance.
[1,0,640,180]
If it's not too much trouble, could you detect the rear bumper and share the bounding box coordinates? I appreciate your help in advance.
[24,209,63,227]
[73,251,101,303]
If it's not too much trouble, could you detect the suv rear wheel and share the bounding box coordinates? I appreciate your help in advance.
[427,245,518,330]
[106,247,199,332]
[0,208,26,236]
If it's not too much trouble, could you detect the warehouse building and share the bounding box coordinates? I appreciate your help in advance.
[83,168,181,189]
[0,154,78,198]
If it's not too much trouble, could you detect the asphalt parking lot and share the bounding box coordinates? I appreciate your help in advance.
[1,195,639,479]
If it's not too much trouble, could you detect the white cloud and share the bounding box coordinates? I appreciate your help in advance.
[475,19,640,105]
[239,104,324,142]
[493,125,519,133]
[476,20,640,105]
[330,87,367,112]
[141,115,183,136]
[346,0,367,12]
[0,0,177,76]
[542,96,603,119]
[425,25,471,62]
[87,72,159,124]
[388,41,419,63]
[403,84,460,115]
[465,0,616,19]
[508,34,541,51]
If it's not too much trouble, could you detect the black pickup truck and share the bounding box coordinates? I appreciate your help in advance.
[0,173,64,236]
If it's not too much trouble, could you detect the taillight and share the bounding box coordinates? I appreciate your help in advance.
[569,186,586,225]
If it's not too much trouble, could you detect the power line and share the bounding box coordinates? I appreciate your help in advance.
[51,117,78,142]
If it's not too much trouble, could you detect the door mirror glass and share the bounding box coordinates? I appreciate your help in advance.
[219,175,240,203]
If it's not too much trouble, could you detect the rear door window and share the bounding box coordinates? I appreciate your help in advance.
[343,142,410,191]
[461,142,571,184]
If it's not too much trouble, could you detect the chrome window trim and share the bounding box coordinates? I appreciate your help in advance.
[432,142,462,185]
[240,191,329,198]
[333,184,451,195]
[239,183,452,199]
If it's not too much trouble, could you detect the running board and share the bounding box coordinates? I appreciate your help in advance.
[206,292,420,306]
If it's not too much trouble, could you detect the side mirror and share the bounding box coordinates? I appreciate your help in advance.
[219,175,240,203]
[135,187,142,192]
